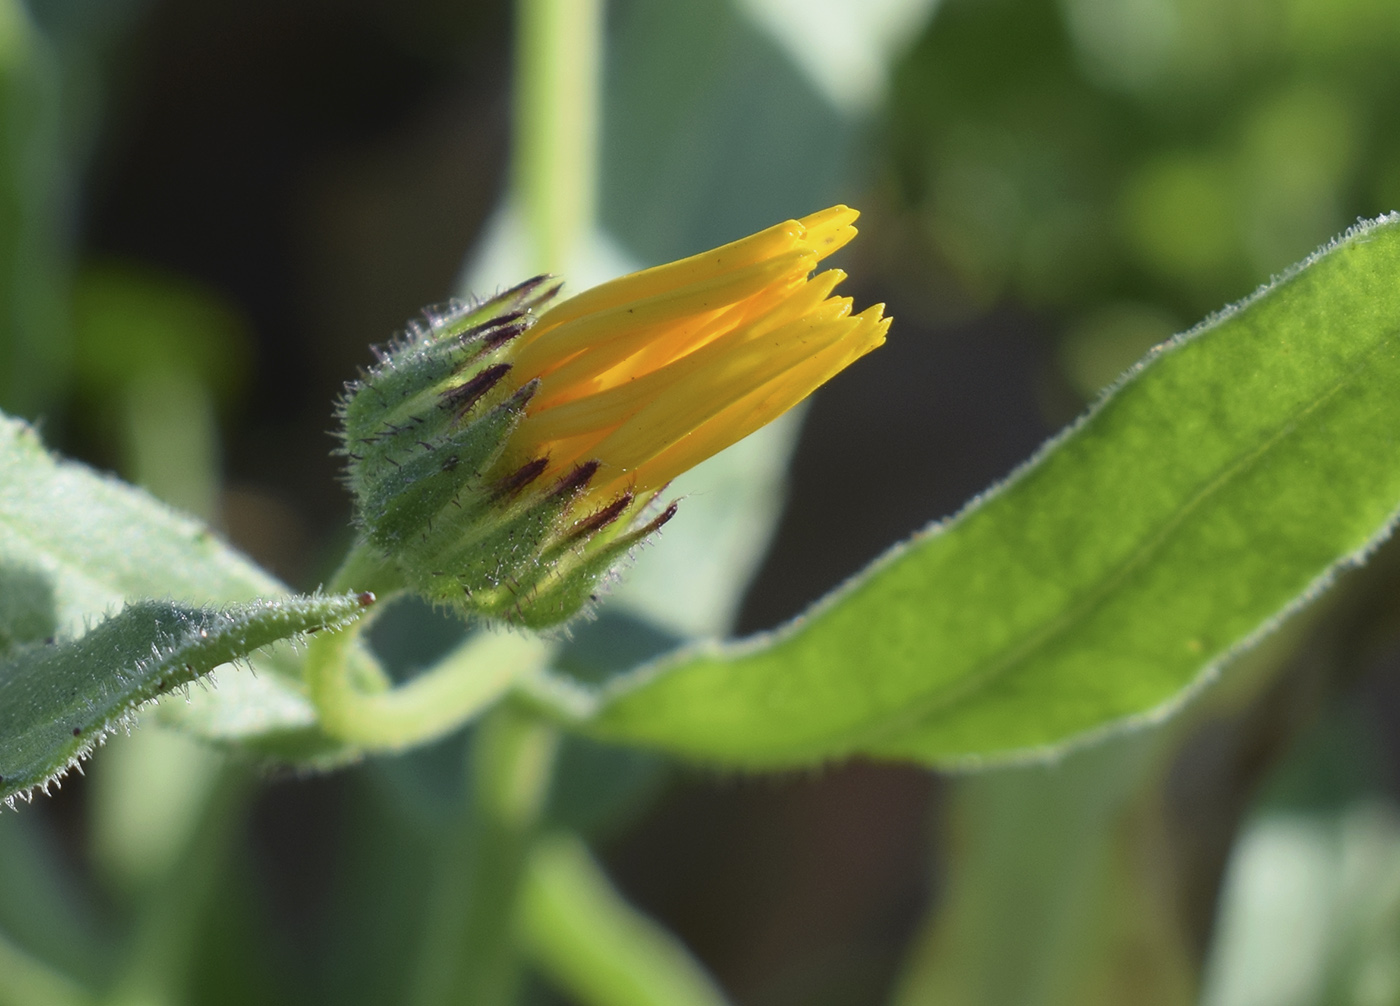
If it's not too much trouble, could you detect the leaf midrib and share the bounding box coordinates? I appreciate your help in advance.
[821,328,1399,759]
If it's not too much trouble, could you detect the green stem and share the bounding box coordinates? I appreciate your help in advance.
[514,0,604,272]
[327,536,407,599]
[404,6,611,1002]
[412,706,560,1006]
[305,608,554,752]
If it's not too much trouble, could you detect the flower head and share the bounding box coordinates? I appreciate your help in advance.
[339,205,888,628]
[503,205,888,506]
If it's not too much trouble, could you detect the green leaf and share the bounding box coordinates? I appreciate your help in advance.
[0,413,284,629]
[0,593,366,805]
[554,214,1400,768]
[0,410,370,751]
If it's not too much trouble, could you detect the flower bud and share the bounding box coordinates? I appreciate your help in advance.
[339,205,889,628]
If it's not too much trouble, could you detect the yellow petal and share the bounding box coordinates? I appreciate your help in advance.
[511,249,815,380]
[497,206,885,504]
[584,312,868,475]
[594,307,888,499]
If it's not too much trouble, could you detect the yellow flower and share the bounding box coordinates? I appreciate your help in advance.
[340,205,889,627]
[503,204,890,507]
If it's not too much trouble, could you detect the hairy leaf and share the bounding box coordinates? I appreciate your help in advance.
[0,412,361,750]
[0,415,282,631]
[0,594,367,805]
[557,214,1400,768]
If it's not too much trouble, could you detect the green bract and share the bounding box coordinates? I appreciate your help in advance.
[338,278,672,629]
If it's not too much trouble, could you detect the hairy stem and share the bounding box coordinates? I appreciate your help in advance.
[305,600,553,751]
[327,536,406,599]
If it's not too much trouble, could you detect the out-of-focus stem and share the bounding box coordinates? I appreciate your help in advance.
[519,832,732,1006]
[99,773,247,1006]
[0,0,70,420]
[412,707,560,1006]
[514,0,603,273]
[121,366,220,522]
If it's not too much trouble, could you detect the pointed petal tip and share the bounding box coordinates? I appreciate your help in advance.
[800,204,859,230]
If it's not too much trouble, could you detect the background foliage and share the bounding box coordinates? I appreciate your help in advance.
[4,1,1400,1004]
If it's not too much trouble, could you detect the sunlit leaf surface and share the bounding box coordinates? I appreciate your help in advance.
[565,215,1400,768]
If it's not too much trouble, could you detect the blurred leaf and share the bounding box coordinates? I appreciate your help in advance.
[893,733,1194,1006]
[520,832,730,1006]
[316,763,454,1006]
[71,264,249,403]
[1058,301,1179,398]
[174,851,298,1006]
[1195,703,1400,1006]
[0,410,282,631]
[610,412,803,639]
[0,811,106,986]
[601,0,854,264]
[1235,84,1359,277]
[1201,804,1400,1006]
[0,592,365,803]
[0,0,68,419]
[889,0,1130,308]
[88,726,224,894]
[543,215,1400,768]
[71,264,251,519]
[733,0,939,116]
[1120,152,1239,289]
[0,930,92,1006]
[546,613,679,840]
[889,0,1400,321]
[0,0,67,419]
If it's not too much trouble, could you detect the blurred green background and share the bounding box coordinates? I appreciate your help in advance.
[6,0,1400,1003]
